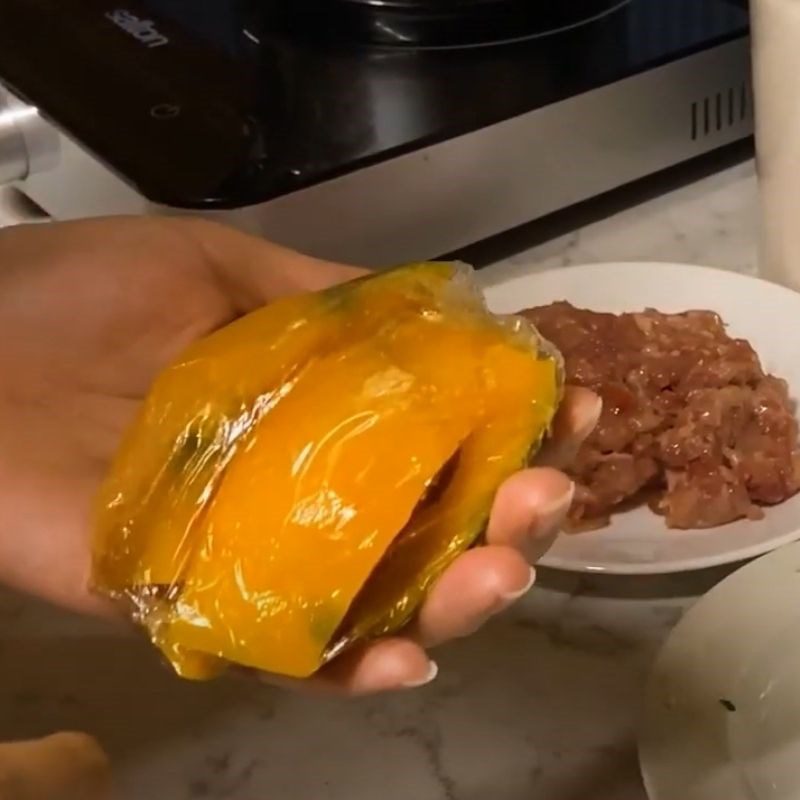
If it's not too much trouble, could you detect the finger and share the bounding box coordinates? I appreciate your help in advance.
[181,218,367,311]
[0,732,112,800]
[536,386,602,469]
[264,638,437,697]
[410,546,534,648]
[486,467,575,562]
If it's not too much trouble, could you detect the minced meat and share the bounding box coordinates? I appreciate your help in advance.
[523,302,800,530]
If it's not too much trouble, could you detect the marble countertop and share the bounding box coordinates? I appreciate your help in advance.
[0,159,760,800]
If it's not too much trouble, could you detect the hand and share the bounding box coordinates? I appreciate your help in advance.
[0,216,600,695]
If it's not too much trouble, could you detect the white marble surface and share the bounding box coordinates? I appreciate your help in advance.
[0,160,761,800]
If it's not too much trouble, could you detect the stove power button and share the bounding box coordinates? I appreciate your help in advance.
[0,87,58,185]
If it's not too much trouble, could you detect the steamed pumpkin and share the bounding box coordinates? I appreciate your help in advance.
[91,262,562,679]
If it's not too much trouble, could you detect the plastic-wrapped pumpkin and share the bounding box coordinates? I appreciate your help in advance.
[91,262,562,679]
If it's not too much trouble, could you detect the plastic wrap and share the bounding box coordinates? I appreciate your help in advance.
[91,261,563,680]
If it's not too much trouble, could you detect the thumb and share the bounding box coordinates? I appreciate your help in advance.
[181,218,368,311]
[0,732,112,800]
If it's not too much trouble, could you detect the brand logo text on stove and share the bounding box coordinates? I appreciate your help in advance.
[105,9,168,48]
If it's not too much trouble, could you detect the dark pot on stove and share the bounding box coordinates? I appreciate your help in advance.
[272,0,630,47]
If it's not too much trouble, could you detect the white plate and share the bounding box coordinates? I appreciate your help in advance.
[483,261,800,574]
[639,539,800,800]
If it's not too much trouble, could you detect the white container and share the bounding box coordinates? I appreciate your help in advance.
[752,0,800,290]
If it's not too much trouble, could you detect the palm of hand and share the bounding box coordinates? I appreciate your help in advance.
[0,219,244,613]
[0,217,596,695]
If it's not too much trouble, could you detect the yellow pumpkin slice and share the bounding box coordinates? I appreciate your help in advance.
[333,338,559,649]
[159,337,473,678]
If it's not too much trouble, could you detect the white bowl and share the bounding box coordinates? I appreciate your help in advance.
[640,538,800,799]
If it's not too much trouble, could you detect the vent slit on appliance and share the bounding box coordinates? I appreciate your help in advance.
[690,82,752,142]
[728,86,735,127]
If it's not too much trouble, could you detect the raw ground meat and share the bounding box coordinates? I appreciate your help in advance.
[523,302,800,530]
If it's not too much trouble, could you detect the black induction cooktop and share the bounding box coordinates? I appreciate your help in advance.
[0,0,749,208]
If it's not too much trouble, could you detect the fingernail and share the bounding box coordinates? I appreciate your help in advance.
[500,566,537,602]
[461,568,538,638]
[403,660,439,689]
[577,395,603,441]
[531,481,576,537]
